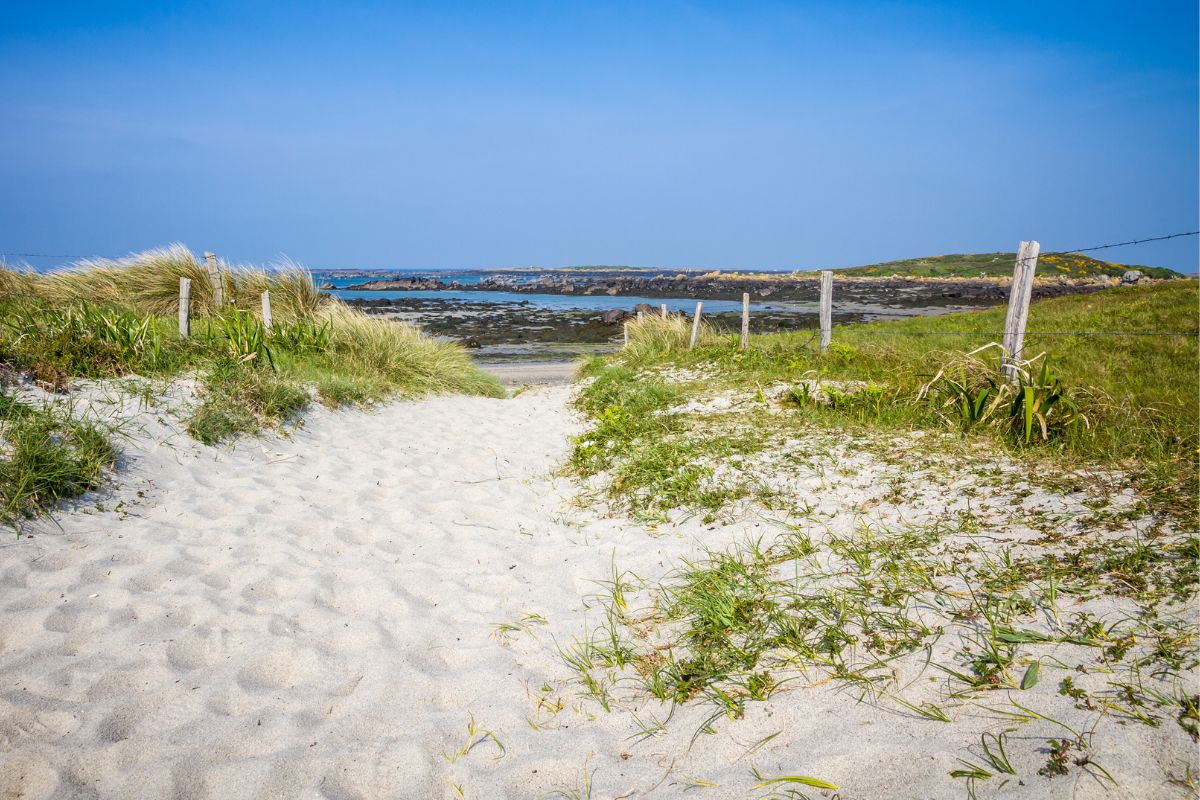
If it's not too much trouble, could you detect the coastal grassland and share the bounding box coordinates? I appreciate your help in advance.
[561,283,1198,794]
[572,282,1198,519]
[0,247,502,518]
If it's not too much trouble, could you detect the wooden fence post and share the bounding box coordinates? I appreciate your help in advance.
[740,292,750,351]
[623,320,629,347]
[1001,241,1040,383]
[637,310,644,321]
[819,270,833,353]
[204,251,224,309]
[660,304,668,317]
[689,301,703,349]
[178,277,191,337]
[261,290,272,331]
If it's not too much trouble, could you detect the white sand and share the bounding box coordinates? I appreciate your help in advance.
[0,384,1193,799]
[479,361,576,386]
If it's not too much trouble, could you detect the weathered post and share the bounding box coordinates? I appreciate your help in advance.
[204,251,224,309]
[740,292,750,351]
[178,277,191,337]
[1001,241,1040,383]
[689,301,703,350]
[819,270,833,353]
[261,290,272,331]
[623,320,629,348]
[637,310,644,321]
[660,304,668,317]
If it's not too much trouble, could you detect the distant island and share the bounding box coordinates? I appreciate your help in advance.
[331,251,1184,302]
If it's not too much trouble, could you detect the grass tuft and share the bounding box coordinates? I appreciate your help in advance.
[0,390,116,526]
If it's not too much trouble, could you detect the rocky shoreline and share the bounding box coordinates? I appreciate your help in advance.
[342,272,1139,303]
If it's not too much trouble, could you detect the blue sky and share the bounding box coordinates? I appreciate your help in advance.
[1,1,1196,271]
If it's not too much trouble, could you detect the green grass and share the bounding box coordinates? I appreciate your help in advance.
[0,247,503,521]
[571,282,1198,519]
[821,251,1183,279]
[0,390,116,526]
[186,358,312,445]
[564,511,1195,790]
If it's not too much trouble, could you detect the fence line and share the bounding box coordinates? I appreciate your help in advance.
[629,237,1198,384]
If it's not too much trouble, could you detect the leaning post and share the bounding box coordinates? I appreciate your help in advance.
[204,251,224,309]
[261,291,273,331]
[819,270,833,353]
[1001,241,1040,383]
[178,277,191,337]
[689,301,703,350]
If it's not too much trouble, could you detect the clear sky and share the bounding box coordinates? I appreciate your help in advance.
[2,1,1197,272]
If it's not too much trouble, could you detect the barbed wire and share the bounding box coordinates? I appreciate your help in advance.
[857,330,1198,337]
[1010,230,1199,266]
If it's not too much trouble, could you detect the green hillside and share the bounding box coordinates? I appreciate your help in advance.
[830,252,1183,279]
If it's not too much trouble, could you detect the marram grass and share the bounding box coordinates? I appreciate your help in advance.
[13,244,325,319]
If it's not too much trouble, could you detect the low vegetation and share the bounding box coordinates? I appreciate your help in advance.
[0,390,116,526]
[0,245,502,521]
[572,282,1198,519]
[821,251,1182,279]
[562,282,1198,794]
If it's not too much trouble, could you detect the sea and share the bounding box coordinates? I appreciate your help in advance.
[315,269,761,313]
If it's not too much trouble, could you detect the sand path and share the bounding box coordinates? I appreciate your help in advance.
[0,387,594,798]
[2,387,777,800]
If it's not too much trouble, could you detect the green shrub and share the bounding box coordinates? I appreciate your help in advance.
[217,309,274,367]
[271,318,331,353]
[922,354,1087,445]
[0,302,167,386]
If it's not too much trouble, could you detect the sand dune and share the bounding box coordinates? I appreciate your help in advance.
[0,384,1191,799]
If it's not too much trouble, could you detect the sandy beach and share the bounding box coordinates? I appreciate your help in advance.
[0,377,1192,800]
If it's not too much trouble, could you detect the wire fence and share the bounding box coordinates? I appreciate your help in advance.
[854,330,1198,337]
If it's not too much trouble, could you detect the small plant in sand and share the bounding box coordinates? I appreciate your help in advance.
[441,714,505,764]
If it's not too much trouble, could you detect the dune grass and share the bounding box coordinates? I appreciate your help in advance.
[12,245,325,319]
[0,390,116,526]
[0,246,503,520]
